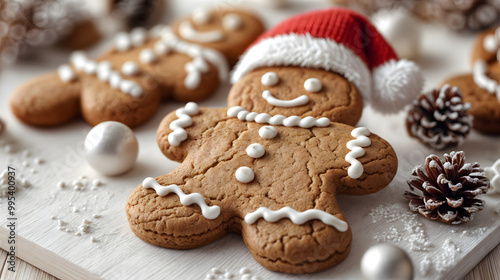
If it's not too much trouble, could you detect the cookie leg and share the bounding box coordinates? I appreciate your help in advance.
[241,216,352,274]
[10,73,82,126]
[126,182,229,249]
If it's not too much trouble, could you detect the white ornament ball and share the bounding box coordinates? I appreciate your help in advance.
[84,121,139,176]
[372,9,421,59]
[360,243,413,280]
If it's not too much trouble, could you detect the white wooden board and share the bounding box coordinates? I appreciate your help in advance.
[1,1,499,279]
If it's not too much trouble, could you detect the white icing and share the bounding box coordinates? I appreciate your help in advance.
[178,20,224,43]
[68,51,143,98]
[262,90,309,107]
[304,78,322,92]
[139,48,157,64]
[109,72,122,89]
[160,27,229,85]
[345,127,371,179]
[58,64,76,83]
[121,61,139,76]
[261,72,279,86]
[484,34,498,53]
[184,57,209,89]
[154,41,170,56]
[83,61,97,75]
[235,167,254,183]
[115,32,131,52]
[119,80,143,98]
[143,177,220,219]
[259,126,277,139]
[192,8,211,25]
[244,206,348,232]
[222,14,242,31]
[227,106,329,128]
[168,102,200,146]
[246,143,265,158]
[473,60,500,101]
[70,51,88,71]
[130,27,147,47]
[97,61,112,81]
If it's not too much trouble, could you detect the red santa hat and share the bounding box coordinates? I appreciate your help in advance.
[231,8,423,113]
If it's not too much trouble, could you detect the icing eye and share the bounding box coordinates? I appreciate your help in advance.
[304,78,322,92]
[261,72,279,86]
[222,14,242,31]
[192,9,211,25]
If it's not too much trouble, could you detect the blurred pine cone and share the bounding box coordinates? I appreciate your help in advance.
[404,151,490,224]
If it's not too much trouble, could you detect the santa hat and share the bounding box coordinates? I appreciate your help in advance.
[231,8,423,113]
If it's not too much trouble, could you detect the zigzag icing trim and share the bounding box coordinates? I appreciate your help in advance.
[168,102,199,146]
[227,106,330,128]
[231,33,371,100]
[345,127,371,179]
[143,177,221,220]
[244,206,348,232]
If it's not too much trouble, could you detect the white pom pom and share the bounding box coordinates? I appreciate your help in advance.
[371,59,424,114]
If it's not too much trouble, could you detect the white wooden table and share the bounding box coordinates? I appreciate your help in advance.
[0,246,498,279]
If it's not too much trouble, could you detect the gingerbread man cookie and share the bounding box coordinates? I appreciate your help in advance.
[443,26,500,134]
[126,9,422,273]
[9,8,264,128]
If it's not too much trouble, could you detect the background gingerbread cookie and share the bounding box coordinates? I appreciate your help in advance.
[443,26,500,134]
[127,9,422,274]
[9,8,264,128]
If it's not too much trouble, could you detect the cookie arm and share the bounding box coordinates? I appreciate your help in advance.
[157,106,228,162]
[336,127,398,195]
[10,73,82,127]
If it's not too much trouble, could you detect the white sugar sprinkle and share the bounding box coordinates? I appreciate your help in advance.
[370,203,431,251]
[420,256,432,276]
[459,227,488,237]
[92,214,101,219]
[433,239,461,273]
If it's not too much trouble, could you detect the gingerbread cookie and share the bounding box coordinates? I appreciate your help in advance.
[9,8,264,128]
[126,9,422,273]
[443,26,500,134]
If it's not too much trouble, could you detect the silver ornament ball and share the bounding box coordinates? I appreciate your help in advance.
[360,243,413,280]
[84,121,138,176]
[372,9,421,60]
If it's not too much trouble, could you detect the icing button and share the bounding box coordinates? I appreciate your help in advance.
[246,143,265,158]
[235,167,254,183]
[259,126,277,139]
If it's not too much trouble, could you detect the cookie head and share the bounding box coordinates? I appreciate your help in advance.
[231,8,422,116]
[172,8,265,65]
[228,67,364,125]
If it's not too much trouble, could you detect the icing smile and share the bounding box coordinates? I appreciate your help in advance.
[178,21,224,43]
[262,90,309,107]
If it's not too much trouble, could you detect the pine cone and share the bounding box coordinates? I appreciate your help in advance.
[406,84,473,150]
[404,151,490,224]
